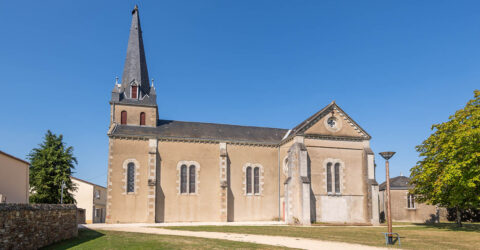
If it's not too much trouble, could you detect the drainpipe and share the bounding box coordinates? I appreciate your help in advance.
[278,146,281,221]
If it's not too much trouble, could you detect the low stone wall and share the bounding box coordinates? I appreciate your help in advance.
[0,204,78,249]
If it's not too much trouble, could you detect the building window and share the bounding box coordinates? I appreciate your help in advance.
[334,163,340,193]
[243,163,263,195]
[180,164,187,193]
[189,165,196,193]
[254,167,260,194]
[177,161,200,195]
[326,162,333,193]
[407,194,415,209]
[131,85,138,99]
[325,159,343,195]
[246,167,252,194]
[127,162,135,193]
[140,112,146,126]
[121,111,127,125]
[95,190,100,199]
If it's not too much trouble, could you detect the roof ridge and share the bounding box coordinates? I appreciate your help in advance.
[158,119,288,131]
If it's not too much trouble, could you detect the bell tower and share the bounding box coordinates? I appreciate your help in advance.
[110,5,158,127]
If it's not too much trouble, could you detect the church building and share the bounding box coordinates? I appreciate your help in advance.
[106,6,380,225]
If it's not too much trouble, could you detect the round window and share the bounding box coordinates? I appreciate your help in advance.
[327,117,337,129]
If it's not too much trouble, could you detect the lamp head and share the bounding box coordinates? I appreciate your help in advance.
[379,151,396,160]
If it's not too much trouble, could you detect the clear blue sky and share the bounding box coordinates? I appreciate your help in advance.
[1,1,478,186]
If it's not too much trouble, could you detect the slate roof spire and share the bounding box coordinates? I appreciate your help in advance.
[121,4,150,97]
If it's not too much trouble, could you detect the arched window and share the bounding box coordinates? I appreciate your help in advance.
[121,111,127,125]
[246,167,252,194]
[131,86,138,99]
[326,162,333,193]
[189,165,196,193]
[254,167,260,194]
[127,162,135,193]
[334,163,340,193]
[180,165,187,193]
[140,112,146,126]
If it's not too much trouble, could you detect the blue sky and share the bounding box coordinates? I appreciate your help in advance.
[1,0,478,186]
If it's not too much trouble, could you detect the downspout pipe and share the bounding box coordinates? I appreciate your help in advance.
[278,145,281,221]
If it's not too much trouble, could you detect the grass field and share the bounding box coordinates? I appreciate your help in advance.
[166,223,480,250]
[41,229,290,250]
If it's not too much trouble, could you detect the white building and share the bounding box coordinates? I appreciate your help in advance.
[71,177,107,223]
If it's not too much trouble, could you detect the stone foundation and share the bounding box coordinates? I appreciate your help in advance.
[0,204,78,249]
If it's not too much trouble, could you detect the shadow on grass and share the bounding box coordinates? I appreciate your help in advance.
[41,228,105,250]
[413,222,480,232]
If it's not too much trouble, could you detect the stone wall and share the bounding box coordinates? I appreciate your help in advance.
[0,204,78,249]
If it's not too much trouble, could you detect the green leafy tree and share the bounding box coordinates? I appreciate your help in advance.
[28,130,77,204]
[410,90,480,226]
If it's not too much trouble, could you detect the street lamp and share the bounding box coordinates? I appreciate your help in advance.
[379,151,395,244]
[60,180,66,204]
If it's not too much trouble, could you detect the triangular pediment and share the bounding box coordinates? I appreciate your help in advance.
[289,101,371,140]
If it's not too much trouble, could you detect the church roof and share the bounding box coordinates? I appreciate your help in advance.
[111,120,289,145]
[379,176,412,191]
[121,5,150,95]
[111,5,156,106]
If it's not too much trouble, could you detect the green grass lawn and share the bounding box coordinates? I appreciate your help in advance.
[41,229,290,250]
[165,223,480,250]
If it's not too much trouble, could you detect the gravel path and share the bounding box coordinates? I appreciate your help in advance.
[84,224,387,250]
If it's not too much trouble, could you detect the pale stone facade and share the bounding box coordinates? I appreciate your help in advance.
[0,150,29,204]
[71,177,107,223]
[106,6,379,225]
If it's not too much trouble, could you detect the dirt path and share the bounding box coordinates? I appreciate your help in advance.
[84,224,387,250]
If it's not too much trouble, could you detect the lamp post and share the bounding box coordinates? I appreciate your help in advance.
[60,180,66,204]
[379,151,395,244]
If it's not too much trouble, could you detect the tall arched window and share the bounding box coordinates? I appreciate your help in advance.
[180,165,187,193]
[326,162,332,193]
[246,167,252,194]
[131,86,138,99]
[189,165,196,193]
[140,112,146,126]
[127,162,135,193]
[254,167,260,194]
[334,163,340,193]
[121,111,127,125]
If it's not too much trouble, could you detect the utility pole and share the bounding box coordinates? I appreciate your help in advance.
[60,180,66,204]
[379,151,395,244]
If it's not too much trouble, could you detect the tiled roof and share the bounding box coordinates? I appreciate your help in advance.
[379,176,411,191]
[111,120,289,145]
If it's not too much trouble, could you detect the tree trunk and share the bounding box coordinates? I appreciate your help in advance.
[456,207,462,227]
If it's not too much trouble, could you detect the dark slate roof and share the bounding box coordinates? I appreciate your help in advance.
[111,120,289,145]
[121,5,151,97]
[379,176,412,191]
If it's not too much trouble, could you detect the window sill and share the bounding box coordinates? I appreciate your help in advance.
[179,193,198,196]
[327,193,342,197]
[406,207,417,210]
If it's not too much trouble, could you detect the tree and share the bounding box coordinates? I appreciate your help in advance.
[410,90,480,226]
[28,130,77,204]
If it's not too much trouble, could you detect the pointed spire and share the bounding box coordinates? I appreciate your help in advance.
[121,5,150,97]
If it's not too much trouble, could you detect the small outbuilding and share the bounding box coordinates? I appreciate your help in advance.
[379,175,445,223]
